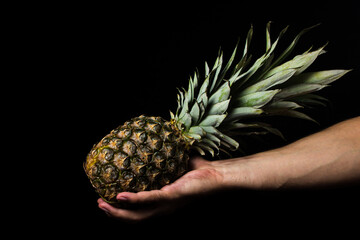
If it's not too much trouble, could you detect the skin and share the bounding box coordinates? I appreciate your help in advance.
[98,117,360,222]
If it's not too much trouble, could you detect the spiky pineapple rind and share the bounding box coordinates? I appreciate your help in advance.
[84,115,189,203]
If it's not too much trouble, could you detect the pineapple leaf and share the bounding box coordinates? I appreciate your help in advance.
[199,114,227,128]
[180,112,192,130]
[240,69,296,96]
[264,46,326,78]
[208,81,231,105]
[205,61,210,77]
[276,110,319,124]
[209,52,223,93]
[291,96,327,107]
[195,142,216,157]
[265,101,303,112]
[243,25,253,58]
[189,101,201,124]
[266,21,272,52]
[225,107,263,122]
[172,23,348,155]
[189,126,206,136]
[204,132,221,146]
[216,42,239,88]
[290,93,329,108]
[201,126,240,150]
[197,74,210,103]
[192,146,206,155]
[269,23,321,69]
[235,90,280,108]
[288,69,351,85]
[274,83,326,100]
[208,99,230,115]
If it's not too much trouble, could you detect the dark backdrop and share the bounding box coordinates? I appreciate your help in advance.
[22,1,359,238]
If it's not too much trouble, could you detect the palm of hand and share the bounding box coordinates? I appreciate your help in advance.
[98,156,222,222]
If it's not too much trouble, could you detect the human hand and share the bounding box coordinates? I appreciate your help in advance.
[97,156,224,222]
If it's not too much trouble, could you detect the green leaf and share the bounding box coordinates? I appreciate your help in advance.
[226,107,263,122]
[269,24,320,69]
[179,112,192,130]
[230,54,267,86]
[264,46,325,78]
[189,126,206,137]
[275,83,326,100]
[201,126,239,150]
[198,100,206,120]
[216,42,238,88]
[194,142,215,157]
[288,69,351,85]
[265,101,302,112]
[197,75,210,103]
[193,71,199,90]
[169,110,175,120]
[276,110,319,124]
[192,146,206,155]
[187,133,202,140]
[290,94,328,107]
[208,81,231,105]
[204,132,221,146]
[218,134,239,150]
[231,31,285,88]
[240,69,296,95]
[243,25,253,58]
[210,52,223,93]
[187,77,193,101]
[208,99,230,115]
[189,101,201,125]
[266,21,272,52]
[202,138,219,149]
[199,114,227,128]
[205,61,210,77]
[198,92,208,108]
[235,90,280,108]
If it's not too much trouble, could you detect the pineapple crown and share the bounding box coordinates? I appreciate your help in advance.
[170,22,350,156]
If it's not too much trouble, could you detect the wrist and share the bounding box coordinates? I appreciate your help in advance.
[213,151,289,190]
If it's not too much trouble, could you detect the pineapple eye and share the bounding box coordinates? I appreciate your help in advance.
[130,158,146,176]
[117,128,132,139]
[88,163,101,178]
[113,152,130,170]
[137,144,152,162]
[108,138,122,150]
[152,152,166,169]
[102,148,114,161]
[101,164,119,183]
[121,170,134,180]
[147,133,162,151]
[162,143,176,158]
[121,140,136,156]
[166,159,177,173]
[101,137,110,146]
[146,122,162,134]
[130,129,147,144]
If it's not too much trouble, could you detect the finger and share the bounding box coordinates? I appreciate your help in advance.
[98,198,159,222]
[116,189,171,204]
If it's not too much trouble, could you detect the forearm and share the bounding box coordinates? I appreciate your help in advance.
[217,117,360,189]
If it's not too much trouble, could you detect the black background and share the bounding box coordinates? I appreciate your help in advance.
[15,1,360,238]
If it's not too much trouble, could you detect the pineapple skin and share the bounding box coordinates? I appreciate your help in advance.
[84,115,189,203]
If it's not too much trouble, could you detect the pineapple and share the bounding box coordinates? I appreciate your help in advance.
[84,23,350,204]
